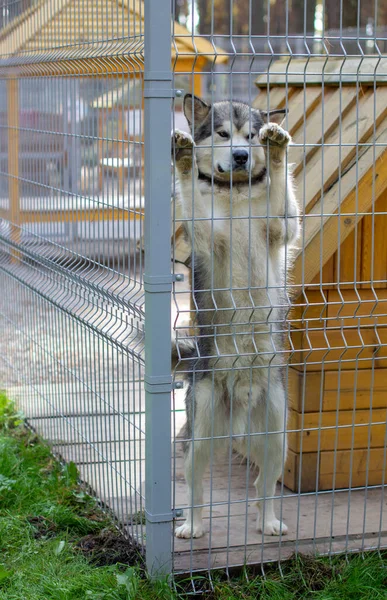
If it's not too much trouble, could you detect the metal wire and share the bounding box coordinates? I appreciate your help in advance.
[0,0,147,552]
[0,0,387,586]
[170,0,387,585]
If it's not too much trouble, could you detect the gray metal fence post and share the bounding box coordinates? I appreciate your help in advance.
[144,0,173,577]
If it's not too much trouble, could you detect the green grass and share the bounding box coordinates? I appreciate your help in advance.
[0,390,387,599]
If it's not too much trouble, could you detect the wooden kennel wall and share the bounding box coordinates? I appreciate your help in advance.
[254,57,387,493]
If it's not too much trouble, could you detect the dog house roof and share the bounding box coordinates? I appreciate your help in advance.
[255,56,387,86]
[0,0,228,77]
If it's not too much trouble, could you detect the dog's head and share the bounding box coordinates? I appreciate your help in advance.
[183,94,286,183]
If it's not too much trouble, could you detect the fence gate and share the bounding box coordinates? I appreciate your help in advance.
[1,0,387,584]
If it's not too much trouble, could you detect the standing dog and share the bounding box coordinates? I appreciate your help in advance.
[172,94,300,539]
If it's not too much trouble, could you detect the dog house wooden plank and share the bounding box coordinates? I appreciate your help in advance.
[253,86,297,111]
[361,188,387,289]
[290,326,387,372]
[284,367,303,410]
[287,348,387,414]
[290,86,358,176]
[283,449,319,492]
[326,289,387,327]
[290,288,386,330]
[255,56,387,86]
[331,223,362,288]
[290,289,329,329]
[291,120,387,291]
[287,371,323,413]
[309,255,336,289]
[319,448,387,490]
[291,353,387,373]
[286,87,322,135]
[297,87,387,214]
[288,406,387,453]
[284,447,387,492]
[323,368,387,411]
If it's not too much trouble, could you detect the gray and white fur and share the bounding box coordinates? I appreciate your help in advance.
[172,95,300,539]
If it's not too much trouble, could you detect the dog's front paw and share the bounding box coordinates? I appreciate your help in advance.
[259,123,291,148]
[172,130,196,174]
[257,518,288,536]
[173,129,194,151]
[175,520,205,539]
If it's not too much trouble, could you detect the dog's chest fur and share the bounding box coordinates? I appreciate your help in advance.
[195,178,284,305]
[190,178,286,368]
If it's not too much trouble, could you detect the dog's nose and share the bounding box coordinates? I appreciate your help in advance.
[233,149,249,166]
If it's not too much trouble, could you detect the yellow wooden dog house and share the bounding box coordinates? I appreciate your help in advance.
[0,0,227,235]
[254,57,387,493]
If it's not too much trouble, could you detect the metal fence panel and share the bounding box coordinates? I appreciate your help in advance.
[0,0,148,564]
[0,0,387,584]
[170,0,387,583]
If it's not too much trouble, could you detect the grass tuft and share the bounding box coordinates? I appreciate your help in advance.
[0,391,23,431]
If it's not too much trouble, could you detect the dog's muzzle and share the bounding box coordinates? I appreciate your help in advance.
[233,149,249,171]
[217,149,251,174]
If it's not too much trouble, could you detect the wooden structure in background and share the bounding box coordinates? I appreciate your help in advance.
[254,57,387,492]
[92,82,140,194]
[0,0,227,225]
[0,0,227,78]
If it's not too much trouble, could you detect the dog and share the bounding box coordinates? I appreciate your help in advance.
[172,94,300,539]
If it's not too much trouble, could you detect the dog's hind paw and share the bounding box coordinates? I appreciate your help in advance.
[259,123,291,148]
[175,521,205,539]
[258,518,288,536]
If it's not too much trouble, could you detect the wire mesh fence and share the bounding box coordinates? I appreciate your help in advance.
[0,0,148,554]
[1,0,387,584]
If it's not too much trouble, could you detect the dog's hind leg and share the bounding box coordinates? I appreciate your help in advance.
[248,380,288,536]
[175,378,224,539]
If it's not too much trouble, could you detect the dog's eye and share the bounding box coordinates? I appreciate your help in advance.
[246,133,256,141]
[217,131,230,139]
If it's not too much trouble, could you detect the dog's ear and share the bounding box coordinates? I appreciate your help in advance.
[184,94,211,127]
[260,108,287,126]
